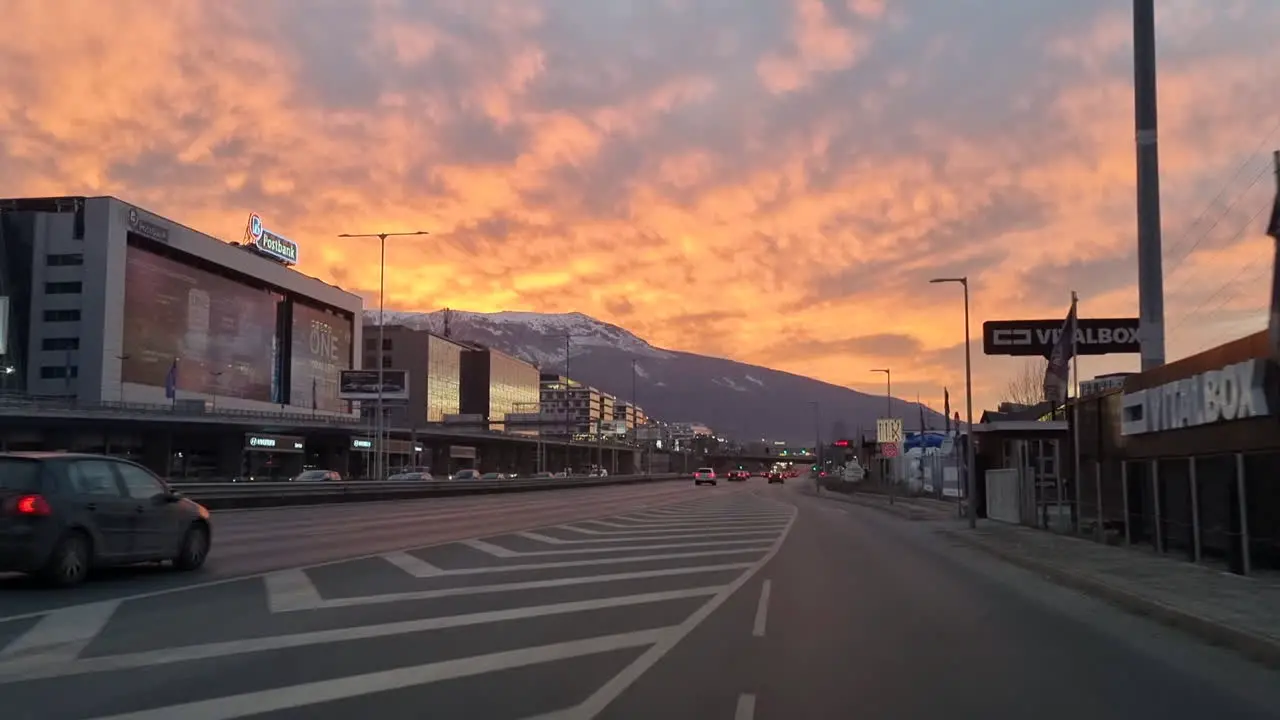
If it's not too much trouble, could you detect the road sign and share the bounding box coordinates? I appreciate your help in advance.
[876,418,903,444]
[879,442,900,458]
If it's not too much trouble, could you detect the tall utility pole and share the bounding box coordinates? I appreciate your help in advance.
[1134,0,1166,370]
[871,368,892,503]
[631,359,639,474]
[337,230,429,481]
[563,334,571,473]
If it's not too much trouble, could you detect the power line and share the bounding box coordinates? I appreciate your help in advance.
[1164,193,1271,310]
[1163,161,1271,281]
[1167,200,1270,336]
[1162,115,1280,270]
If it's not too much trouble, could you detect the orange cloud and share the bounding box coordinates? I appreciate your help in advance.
[2,0,1279,418]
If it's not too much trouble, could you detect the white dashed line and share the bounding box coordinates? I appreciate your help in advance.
[752,580,772,638]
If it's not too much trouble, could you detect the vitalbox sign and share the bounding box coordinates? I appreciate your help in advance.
[1120,359,1271,436]
[983,318,1141,357]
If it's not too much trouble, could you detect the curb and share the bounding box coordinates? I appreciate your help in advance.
[942,529,1280,670]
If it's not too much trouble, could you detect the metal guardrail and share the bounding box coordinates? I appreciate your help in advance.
[171,473,689,509]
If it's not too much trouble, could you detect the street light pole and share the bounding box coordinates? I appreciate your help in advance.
[338,230,430,482]
[631,359,639,474]
[930,276,978,528]
[871,368,892,503]
[808,400,820,487]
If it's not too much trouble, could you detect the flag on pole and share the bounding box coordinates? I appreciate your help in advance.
[1266,150,1280,360]
[1043,300,1077,406]
[164,359,178,402]
[943,388,951,433]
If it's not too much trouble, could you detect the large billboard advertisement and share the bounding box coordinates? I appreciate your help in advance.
[290,302,352,412]
[121,245,281,401]
[339,369,409,400]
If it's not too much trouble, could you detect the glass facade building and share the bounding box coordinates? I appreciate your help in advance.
[460,347,540,433]
[425,334,462,422]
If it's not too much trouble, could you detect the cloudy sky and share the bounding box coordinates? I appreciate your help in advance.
[3,0,1278,413]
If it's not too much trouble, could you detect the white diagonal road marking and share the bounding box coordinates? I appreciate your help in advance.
[559,521,789,535]
[0,590,713,684]
[80,629,672,720]
[0,600,120,669]
[381,551,444,577]
[285,562,755,611]
[516,529,781,545]
[263,569,324,613]
[462,537,774,557]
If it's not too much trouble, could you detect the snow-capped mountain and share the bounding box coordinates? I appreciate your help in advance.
[371,309,945,445]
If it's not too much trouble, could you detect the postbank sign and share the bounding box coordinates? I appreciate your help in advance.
[1120,358,1271,436]
[246,213,300,266]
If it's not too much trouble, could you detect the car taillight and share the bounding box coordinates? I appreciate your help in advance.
[10,494,52,516]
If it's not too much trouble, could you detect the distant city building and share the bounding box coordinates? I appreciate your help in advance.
[359,324,464,427]
[459,343,540,433]
[539,373,607,437]
[612,401,646,431]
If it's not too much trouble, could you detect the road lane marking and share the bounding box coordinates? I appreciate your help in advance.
[79,629,671,720]
[559,521,790,535]
[282,563,755,612]
[263,569,324,613]
[0,592,711,684]
[0,486,714,625]
[468,535,773,558]
[0,600,120,668]
[380,551,444,577]
[752,580,772,637]
[406,548,769,576]
[527,499,798,720]
[461,538,520,557]
[735,694,757,720]
[517,529,781,545]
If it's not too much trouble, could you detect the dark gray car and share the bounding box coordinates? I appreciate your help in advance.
[0,452,212,587]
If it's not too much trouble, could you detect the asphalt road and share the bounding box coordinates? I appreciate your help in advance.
[2,478,1280,719]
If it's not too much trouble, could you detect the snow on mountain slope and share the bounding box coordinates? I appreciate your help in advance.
[369,309,944,444]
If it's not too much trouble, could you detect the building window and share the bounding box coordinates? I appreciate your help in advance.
[40,365,78,379]
[43,309,81,322]
[42,337,79,351]
[46,253,85,266]
[44,281,82,294]
[382,338,393,350]
[383,356,393,368]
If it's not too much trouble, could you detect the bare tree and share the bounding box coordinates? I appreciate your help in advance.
[1002,358,1048,408]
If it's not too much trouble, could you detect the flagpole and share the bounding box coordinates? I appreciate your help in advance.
[1071,291,1081,535]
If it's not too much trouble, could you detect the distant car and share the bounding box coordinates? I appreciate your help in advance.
[388,467,433,481]
[0,452,212,587]
[451,469,480,481]
[726,470,748,481]
[767,470,784,484]
[588,468,608,478]
[480,472,508,481]
[530,472,555,480]
[693,468,717,486]
[293,469,341,482]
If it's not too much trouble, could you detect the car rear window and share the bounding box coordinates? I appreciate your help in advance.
[697,468,714,473]
[0,459,43,492]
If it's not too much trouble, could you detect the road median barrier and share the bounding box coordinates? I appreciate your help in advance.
[170,474,690,510]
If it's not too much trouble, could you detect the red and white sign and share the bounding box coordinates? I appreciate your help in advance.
[879,442,900,458]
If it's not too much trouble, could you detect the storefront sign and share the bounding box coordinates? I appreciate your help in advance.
[450,445,477,460]
[1080,373,1134,398]
[246,213,299,266]
[126,206,170,243]
[244,433,305,452]
[983,318,1141,357]
[351,437,373,450]
[1121,359,1271,436]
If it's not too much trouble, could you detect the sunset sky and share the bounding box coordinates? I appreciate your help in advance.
[3,0,1278,416]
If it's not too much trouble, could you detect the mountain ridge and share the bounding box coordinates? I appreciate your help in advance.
[369,309,945,444]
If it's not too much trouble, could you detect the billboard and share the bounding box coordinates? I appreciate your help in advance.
[121,245,280,401]
[290,302,352,412]
[983,318,1141,357]
[339,369,409,400]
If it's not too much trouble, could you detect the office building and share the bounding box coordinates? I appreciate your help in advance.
[613,402,647,432]
[0,196,362,414]
[539,373,604,437]
[459,344,540,432]
[359,324,465,428]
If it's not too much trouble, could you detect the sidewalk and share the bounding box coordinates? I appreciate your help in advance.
[803,486,960,521]
[939,520,1280,669]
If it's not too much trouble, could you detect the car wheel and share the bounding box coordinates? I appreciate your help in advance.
[174,523,210,571]
[40,531,91,588]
